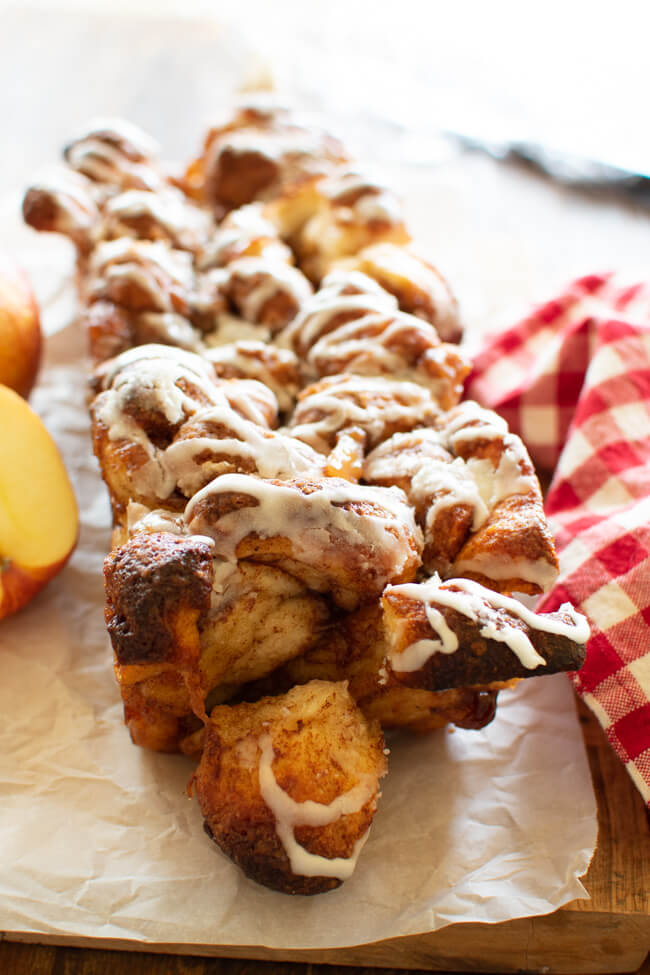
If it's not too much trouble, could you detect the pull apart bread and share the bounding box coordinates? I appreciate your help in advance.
[23,95,589,896]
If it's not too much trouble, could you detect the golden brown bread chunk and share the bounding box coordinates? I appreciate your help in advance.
[364,404,559,593]
[199,561,330,700]
[451,494,559,595]
[218,256,313,333]
[22,169,100,254]
[382,577,589,691]
[261,603,502,733]
[198,203,293,268]
[185,97,347,214]
[289,373,441,455]
[193,680,386,894]
[185,474,423,609]
[337,243,463,344]
[63,118,165,192]
[290,168,410,282]
[363,428,475,575]
[90,346,279,518]
[205,341,300,415]
[281,269,468,403]
[104,531,214,749]
[101,188,212,253]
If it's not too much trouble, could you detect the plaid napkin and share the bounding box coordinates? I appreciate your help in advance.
[465,273,650,805]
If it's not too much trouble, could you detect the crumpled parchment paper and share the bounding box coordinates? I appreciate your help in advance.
[0,226,598,950]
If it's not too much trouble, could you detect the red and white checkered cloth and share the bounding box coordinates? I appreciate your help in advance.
[466,273,650,805]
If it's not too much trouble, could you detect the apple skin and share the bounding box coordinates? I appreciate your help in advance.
[0,554,71,619]
[0,257,42,399]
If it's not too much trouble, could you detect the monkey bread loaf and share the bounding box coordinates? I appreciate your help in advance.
[23,95,589,895]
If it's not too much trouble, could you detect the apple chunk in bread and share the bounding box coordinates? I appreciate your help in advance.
[0,384,78,619]
[0,257,42,398]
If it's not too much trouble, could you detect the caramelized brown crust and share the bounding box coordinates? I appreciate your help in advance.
[245,604,501,734]
[338,243,463,343]
[104,531,213,666]
[381,587,587,690]
[452,494,559,596]
[186,475,423,609]
[194,680,386,894]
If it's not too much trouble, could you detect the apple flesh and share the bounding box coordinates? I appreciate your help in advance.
[0,384,78,619]
[0,256,42,398]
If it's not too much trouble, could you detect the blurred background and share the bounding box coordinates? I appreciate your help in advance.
[3,0,650,337]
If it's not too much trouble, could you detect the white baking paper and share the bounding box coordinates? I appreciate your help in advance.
[0,230,598,950]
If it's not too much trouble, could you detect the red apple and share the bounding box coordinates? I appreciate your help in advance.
[0,256,42,398]
[0,384,78,619]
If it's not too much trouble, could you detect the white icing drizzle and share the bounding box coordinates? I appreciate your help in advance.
[290,374,437,453]
[206,340,298,413]
[104,188,211,248]
[257,733,374,880]
[163,407,323,496]
[386,576,589,673]
[89,239,195,313]
[451,554,560,592]
[439,401,509,452]
[411,457,489,533]
[97,343,216,389]
[185,473,420,579]
[466,444,540,511]
[225,257,313,322]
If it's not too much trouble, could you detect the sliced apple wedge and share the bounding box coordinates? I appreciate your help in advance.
[0,257,42,399]
[0,384,78,619]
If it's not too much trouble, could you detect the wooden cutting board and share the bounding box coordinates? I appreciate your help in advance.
[5,700,649,974]
[2,10,649,973]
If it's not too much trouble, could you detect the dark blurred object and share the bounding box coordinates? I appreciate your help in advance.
[449,130,650,203]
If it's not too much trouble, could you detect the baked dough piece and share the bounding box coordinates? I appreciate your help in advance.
[271,603,504,734]
[22,169,101,255]
[200,560,330,703]
[63,118,166,192]
[205,340,300,415]
[184,95,347,214]
[281,270,468,403]
[90,345,279,518]
[218,256,313,333]
[193,680,386,894]
[101,187,213,253]
[336,242,463,344]
[289,373,441,456]
[185,474,423,609]
[289,167,410,282]
[198,202,293,268]
[104,531,214,751]
[382,576,589,690]
[364,402,559,594]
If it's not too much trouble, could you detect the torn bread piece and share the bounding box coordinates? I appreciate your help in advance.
[185,473,423,609]
[193,680,386,895]
[104,531,214,750]
[257,603,506,734]
[382,575,589,691]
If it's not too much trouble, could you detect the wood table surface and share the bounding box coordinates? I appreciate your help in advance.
[2,8,650,974]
